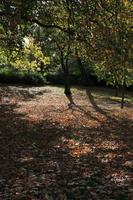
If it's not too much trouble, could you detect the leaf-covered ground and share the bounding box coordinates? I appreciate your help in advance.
[0,84,133,200]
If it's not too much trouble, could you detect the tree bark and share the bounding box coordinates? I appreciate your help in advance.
[121,85,125,109]
[60,51,71,96]
[115,86,119,97]
[75,49,90,85]
[40,61,44,75]
[64,71,71,96]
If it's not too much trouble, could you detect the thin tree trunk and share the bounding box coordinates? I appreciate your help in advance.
[115,86,119,97]
[60,51,71,96]
[121,85,125,109]
[64,68,71,96]
[40,61,44,75]
[75,49,90,85]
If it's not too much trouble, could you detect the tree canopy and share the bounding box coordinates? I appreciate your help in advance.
[0,0,132,104]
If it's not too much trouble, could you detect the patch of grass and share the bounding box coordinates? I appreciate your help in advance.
[109,96,133,103]
[92,92,133,104]
[72,86,133,105]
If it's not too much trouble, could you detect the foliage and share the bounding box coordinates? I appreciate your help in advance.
[0,66,46,85]
[72,0,133,88]
[0,0,132,90]
[9,37,50,73]
[0,46,7,64]
[94,62,133,87]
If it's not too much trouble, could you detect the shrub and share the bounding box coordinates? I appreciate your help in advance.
[0,67,46,85]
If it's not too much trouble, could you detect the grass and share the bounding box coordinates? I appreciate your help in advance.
[91,89,133,105]
[71,86,133,107]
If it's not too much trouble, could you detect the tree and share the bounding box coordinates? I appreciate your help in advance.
[0,0,75,98]
[69,0,133,108]
[92,0,133,108]
[8,36,50,73]
[31,0,76,97]
[0,0,132,107]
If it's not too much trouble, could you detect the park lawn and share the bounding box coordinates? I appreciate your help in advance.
[71,86,133,106]
[0,85,133,200]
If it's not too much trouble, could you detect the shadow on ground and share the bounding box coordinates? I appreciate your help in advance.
[0,85,50,101]
[0,87,132,200]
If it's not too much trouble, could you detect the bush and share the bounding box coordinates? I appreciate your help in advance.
[46,72,64,84]
[0,67,46,85]
[46,70,99,86]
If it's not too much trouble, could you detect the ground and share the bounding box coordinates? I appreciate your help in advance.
[0,84,133,200]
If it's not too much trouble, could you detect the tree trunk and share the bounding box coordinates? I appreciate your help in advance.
[121,85,125,109]
[40,61,44,75]
[75,49,90,85]
[64,70,71,96]
[115,87,119,97]
[60,51,71,96]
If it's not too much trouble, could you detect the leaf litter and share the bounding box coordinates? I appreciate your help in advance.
[0,85,133,200]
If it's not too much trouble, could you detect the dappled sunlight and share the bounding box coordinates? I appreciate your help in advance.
[123,160,133,168]
[0,0,133,198]
[61,137,94,157]
[70,144,93,157]
[96,152,117,163]
[111,171,131,185]
[19,156,34,163]
[96,140,125,150]
[15,102,106,130]
[0,85,132,199]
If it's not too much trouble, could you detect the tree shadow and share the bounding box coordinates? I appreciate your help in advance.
[0,85,50,101]
[65,92,103,122]
[65,94,76,106]
[0,94,132,199]
[86,89,109,117]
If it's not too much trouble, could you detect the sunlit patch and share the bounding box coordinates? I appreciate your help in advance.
[97,152,117,163]
[97,140,123,150]
[19,156,34,163]
[111,171,131,185]
[61,138,93,157]
[123,161,133,168]
[70,144,93,157]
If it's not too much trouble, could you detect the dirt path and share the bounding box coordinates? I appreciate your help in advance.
[0,85,133,200]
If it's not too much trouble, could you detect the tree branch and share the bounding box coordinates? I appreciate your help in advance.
[26,18,70,34]
[0,11,71,34]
